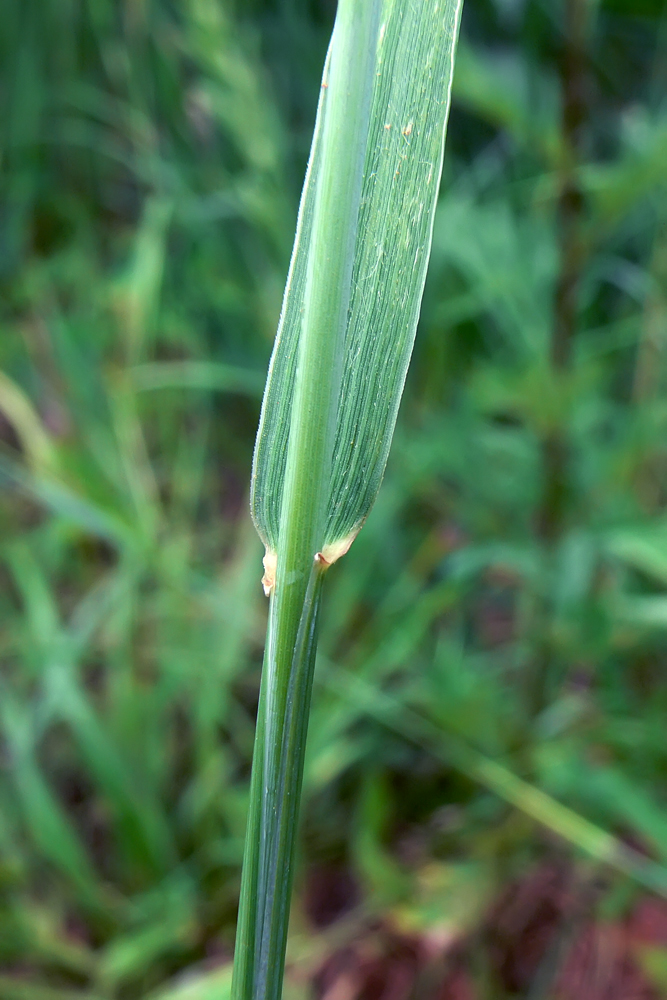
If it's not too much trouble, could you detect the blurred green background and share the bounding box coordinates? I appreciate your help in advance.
[2,0,667,997]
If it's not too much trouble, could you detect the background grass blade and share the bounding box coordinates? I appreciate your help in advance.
[318,664,667,898]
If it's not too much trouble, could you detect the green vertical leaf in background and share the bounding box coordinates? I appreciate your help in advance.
[234,1,462,998]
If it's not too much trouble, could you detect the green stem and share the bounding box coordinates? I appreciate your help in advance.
[232,2,381,996]
[232,569,325,999]
[256,565,324,991]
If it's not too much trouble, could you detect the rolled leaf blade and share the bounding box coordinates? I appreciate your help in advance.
[251,0,463,566]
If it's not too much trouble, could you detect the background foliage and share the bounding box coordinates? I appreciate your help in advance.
[2,0,667,997]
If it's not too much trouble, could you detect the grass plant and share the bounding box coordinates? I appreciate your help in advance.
[234,2,462,995]
[2,0,667,997]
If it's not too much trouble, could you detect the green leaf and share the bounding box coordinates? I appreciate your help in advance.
[129,361,263,396]
[149,964,232,1000]
[251,0,463,574]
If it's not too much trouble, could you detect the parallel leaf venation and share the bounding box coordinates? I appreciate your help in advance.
[251,0,462,558]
